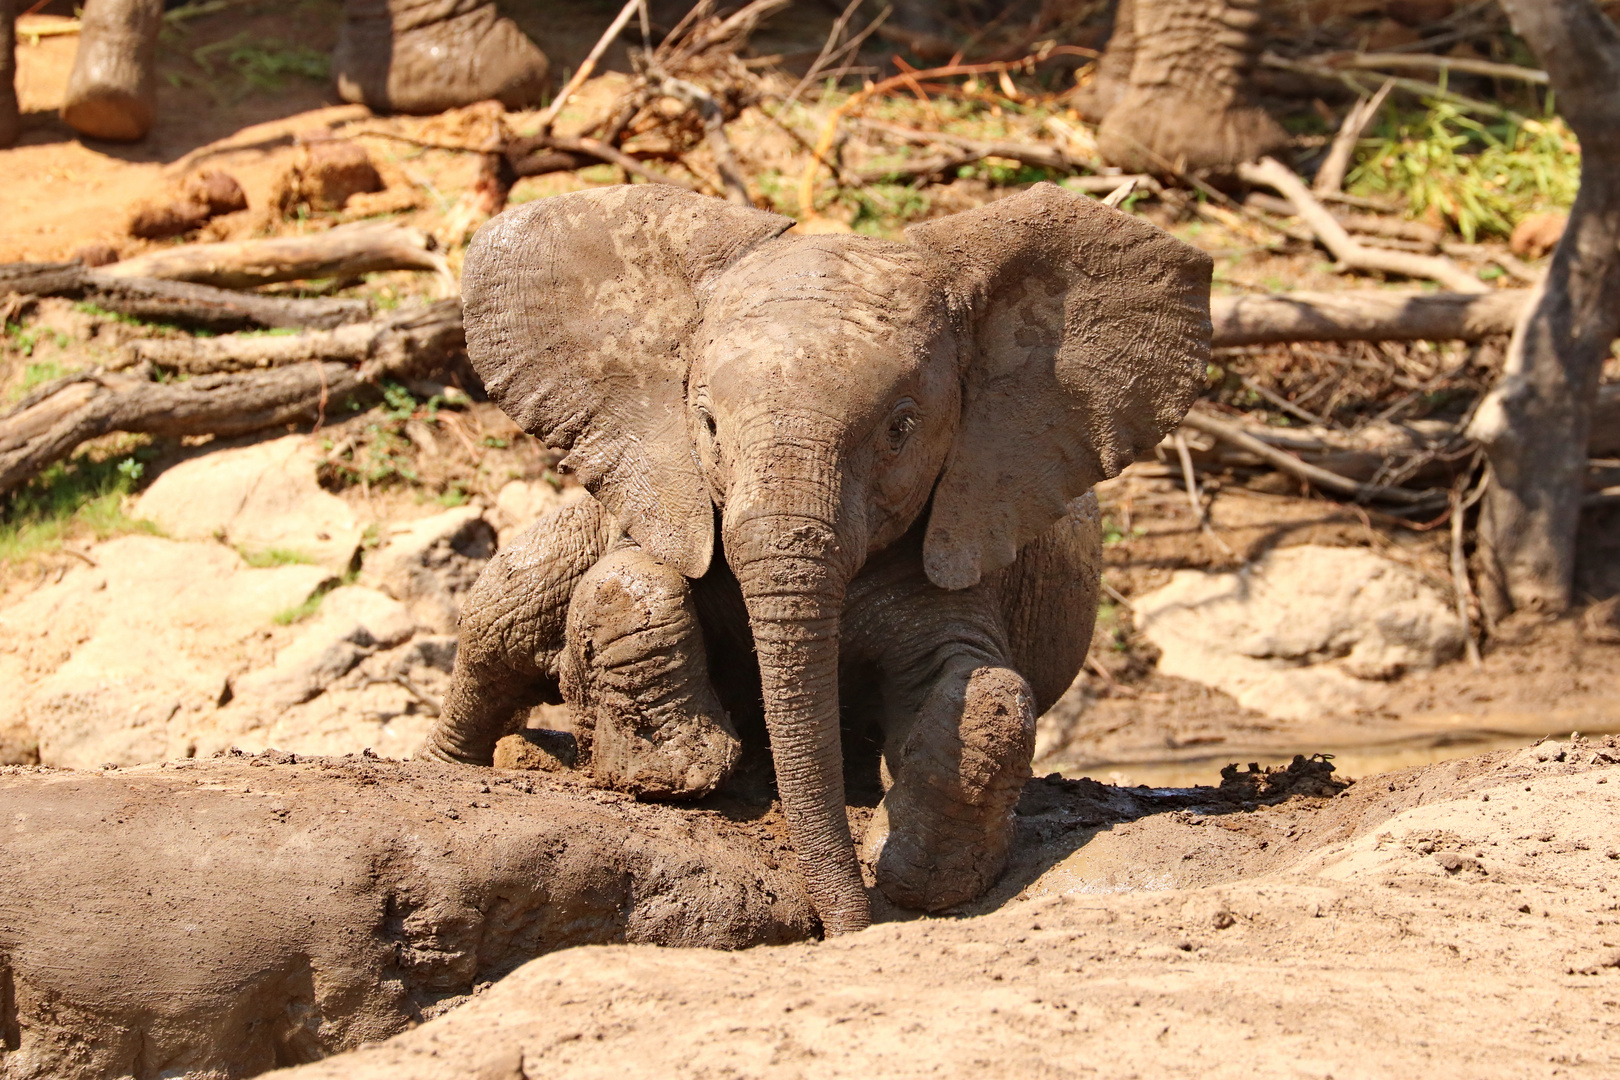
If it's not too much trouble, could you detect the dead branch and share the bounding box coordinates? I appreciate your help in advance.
[1310,51,1549,86]
[1244,192,1443,247]
[535,0,647,133]
[121,302,461,374]
[1239,158,1488,293]
[1211,289,1529,346]
[1314,79,1394,197]
[1,262,370,331]
[853,118,1096,185]
[655,76,751,204]
[0,301,462,498]
[100,223,453,291]
[1179,409,1448,507]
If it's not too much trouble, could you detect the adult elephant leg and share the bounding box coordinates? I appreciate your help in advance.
[334,0,551,116]
[1075,0,1137,123]
[61,0,164,141]
[1096,0,1289,176]
[560,546,740,799]
[1,0,18,149]
[423,497,615,766]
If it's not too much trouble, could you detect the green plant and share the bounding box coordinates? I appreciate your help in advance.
[1348,101,1580,242]
[239,547,315,568]
[272,593,326,625]
[0,451,160,564]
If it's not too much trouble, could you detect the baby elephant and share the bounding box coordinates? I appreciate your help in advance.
[423,183,1212,934]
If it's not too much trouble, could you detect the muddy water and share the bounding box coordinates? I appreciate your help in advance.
[1060,727,1619,789]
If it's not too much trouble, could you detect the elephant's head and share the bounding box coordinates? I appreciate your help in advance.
[462,184,1212,934]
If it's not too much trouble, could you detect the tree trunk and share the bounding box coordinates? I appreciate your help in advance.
[1096,0,1290,175]
[1466,0,1620,617]
[1,0,18,149]
[60,0,164,141]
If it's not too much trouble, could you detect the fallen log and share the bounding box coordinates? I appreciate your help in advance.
[122,302,459,373]
[1179,409,1447,506]
[0,302,462,498]
[0,755,813,1080]
[0,261,371,331]
[98,222,453,290]
[1239,157,1488,294]
[1211,289,1530,346]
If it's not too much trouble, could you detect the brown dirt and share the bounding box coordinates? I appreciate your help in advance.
[270,738,1620,1079]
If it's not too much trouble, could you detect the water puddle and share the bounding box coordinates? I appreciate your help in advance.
[1059,728,1613,790]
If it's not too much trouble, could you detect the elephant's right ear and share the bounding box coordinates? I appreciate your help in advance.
[462,187,794,579]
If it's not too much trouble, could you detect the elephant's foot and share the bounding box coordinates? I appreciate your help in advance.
[862,658,1035,911]
[60,0,163,141]
[562,547,740,800]
[334,0,551,116]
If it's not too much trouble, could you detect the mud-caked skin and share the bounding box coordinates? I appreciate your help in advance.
[335,0,551,115]
[59,0,164,142]
[1094,0,1291,175]
[429,184,1212,934]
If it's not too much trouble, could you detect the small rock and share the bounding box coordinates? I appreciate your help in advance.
[1135,545,1464,722]
[1582,596,1620,644]
[272,138,385,215]
[362,507,495,633]
[1510,212,1567,261]
[493,729,579,772]
[134,435,364,572]
[127,171,248,240]
[71,242,120,267]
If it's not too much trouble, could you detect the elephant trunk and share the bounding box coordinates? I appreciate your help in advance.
[726,494,870,935]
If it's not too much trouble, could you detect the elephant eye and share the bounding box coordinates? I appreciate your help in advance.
[694,404,717,440]
[886,401,919,452]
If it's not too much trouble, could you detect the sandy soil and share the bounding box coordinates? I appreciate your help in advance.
[271,738,1620,1079]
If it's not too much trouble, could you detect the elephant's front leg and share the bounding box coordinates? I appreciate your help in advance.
[860,651,1036,911]
[561,547,740,799]
[844,549,1037,912]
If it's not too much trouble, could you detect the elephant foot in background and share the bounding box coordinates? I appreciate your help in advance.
[1,0,18,148]
[1094,0,1289,176]
[60,0,163,141]
[560,547,742,799]
[860,658,1037,912]
[334,0,551,115]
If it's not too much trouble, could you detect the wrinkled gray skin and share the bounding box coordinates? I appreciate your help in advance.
[1089,0,1290,175]
[26,0,548,143]
[334,0,550,115]
[425,184,1213,934]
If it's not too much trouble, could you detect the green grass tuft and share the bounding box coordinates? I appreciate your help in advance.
[0,452,160,564]
[1348,102,1580,243]
[239,547,316,568]
[272,593,325,626]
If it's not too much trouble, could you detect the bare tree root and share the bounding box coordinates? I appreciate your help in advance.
[1238,157,1488,293]
[1,262,370,331]
[1179,410,1448,508]
[0,301,463,498]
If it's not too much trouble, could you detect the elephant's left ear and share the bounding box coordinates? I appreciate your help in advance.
[463,187,794,579]
[906,182,1211,590]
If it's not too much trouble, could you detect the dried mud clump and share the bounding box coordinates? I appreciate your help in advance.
[1217,754,1348,802]
[126,170,248,239]
[273,139,386,215]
